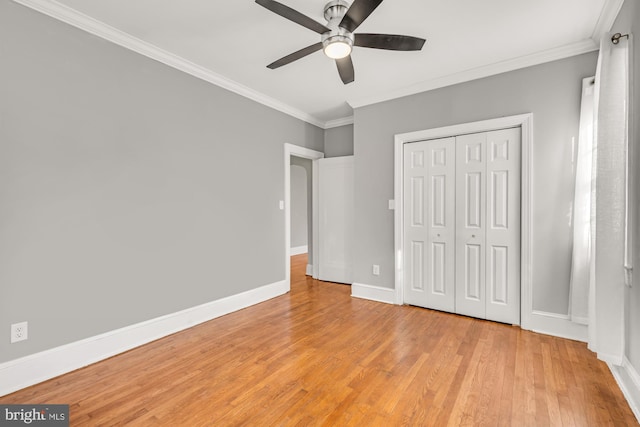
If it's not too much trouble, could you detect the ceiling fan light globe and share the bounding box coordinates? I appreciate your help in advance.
[324,41,352,59]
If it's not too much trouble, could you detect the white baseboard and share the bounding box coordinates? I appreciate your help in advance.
[597,351,624,366]
[351,283,395,304]
[528,310,588,342]
[305,264,313,276]
[290,245,308,256]
[0,280,287,397]
[609,356,640,423]
[570,315,589,325]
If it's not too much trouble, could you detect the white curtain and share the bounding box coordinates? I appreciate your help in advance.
[587,32,630,364]
[568,77,595,325]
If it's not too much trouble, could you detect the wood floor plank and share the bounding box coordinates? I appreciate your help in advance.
[0,253,637,426]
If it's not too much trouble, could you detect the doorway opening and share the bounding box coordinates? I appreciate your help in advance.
[290,158,311,258]
[284,143,324,291]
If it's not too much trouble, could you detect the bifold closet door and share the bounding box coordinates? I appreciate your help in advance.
[404,128,521,325]
[455,132,487,319]
[403,137,456,312]
[485,128,520,324]
[455,128,521,324]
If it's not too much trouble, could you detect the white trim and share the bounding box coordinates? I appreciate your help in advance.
[349,40,597,109]
[324,116,354,129]
[351,283,395,304]
[570,315,589,325]
[0,280,287,397]
[285,144,324,289]
[290,245,308,256]
[609,357,640,423]
[312,161,320,279]
[531,310,571,320]
[529,310,588,342]
[12,0,325,129]
[306,264,313,276]
[394,114,534,329]
[393,135,405,305]
[598,352,624,366]
[591,0,626,44]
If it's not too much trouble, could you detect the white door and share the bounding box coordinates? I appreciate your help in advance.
[485,128,521,323]
[455,132,487,319]
[403,138,456,311]
[318,156,354,284]
[403,128,521,325]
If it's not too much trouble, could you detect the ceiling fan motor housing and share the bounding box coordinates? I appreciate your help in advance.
[322,0,354,51]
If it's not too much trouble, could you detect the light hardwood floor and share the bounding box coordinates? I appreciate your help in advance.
[1,254,637,426]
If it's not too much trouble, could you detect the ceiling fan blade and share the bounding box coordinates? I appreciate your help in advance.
[255,0,330,34]
[267,42,323,69]
[339,0,384,33]
[354,33,426,51]
[336,56,355,84]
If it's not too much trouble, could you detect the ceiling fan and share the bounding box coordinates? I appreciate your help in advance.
[255,0,426,84]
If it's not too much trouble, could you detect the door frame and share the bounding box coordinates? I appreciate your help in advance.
[393,114,533,329]
[284,143,324,291]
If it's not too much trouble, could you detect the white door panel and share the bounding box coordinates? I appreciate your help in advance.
[318,156,354,284]
[403,138,455,312]
[485,128,521,324]
[455,132,487,319]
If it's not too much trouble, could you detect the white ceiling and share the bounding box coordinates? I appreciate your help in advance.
[18,0,620,128]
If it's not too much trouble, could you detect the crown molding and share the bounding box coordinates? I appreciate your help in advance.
[348,39,598,109]
[324,116,354,129]
[591,0,625,43]
[12,0,326,129]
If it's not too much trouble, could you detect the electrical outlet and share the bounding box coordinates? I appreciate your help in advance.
[11,322,28,343]
[372,264,380,276]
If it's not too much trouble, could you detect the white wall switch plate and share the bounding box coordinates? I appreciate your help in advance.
[279,200,284,210]
[388,200,395,210]
[373,264,380,276]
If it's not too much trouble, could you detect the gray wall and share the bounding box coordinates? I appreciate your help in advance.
[290,160,310,249]
[290,156,312,261]
[612,0,640,376]
[0,0,323,363]
[324,125,354,157]
[353,52,598,315]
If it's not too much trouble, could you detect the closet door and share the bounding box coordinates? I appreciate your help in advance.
[455,133,488,319]
[485,128,521,324]
[403,138,456,311]
[402,128,521,325]
[454,129,521,323]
